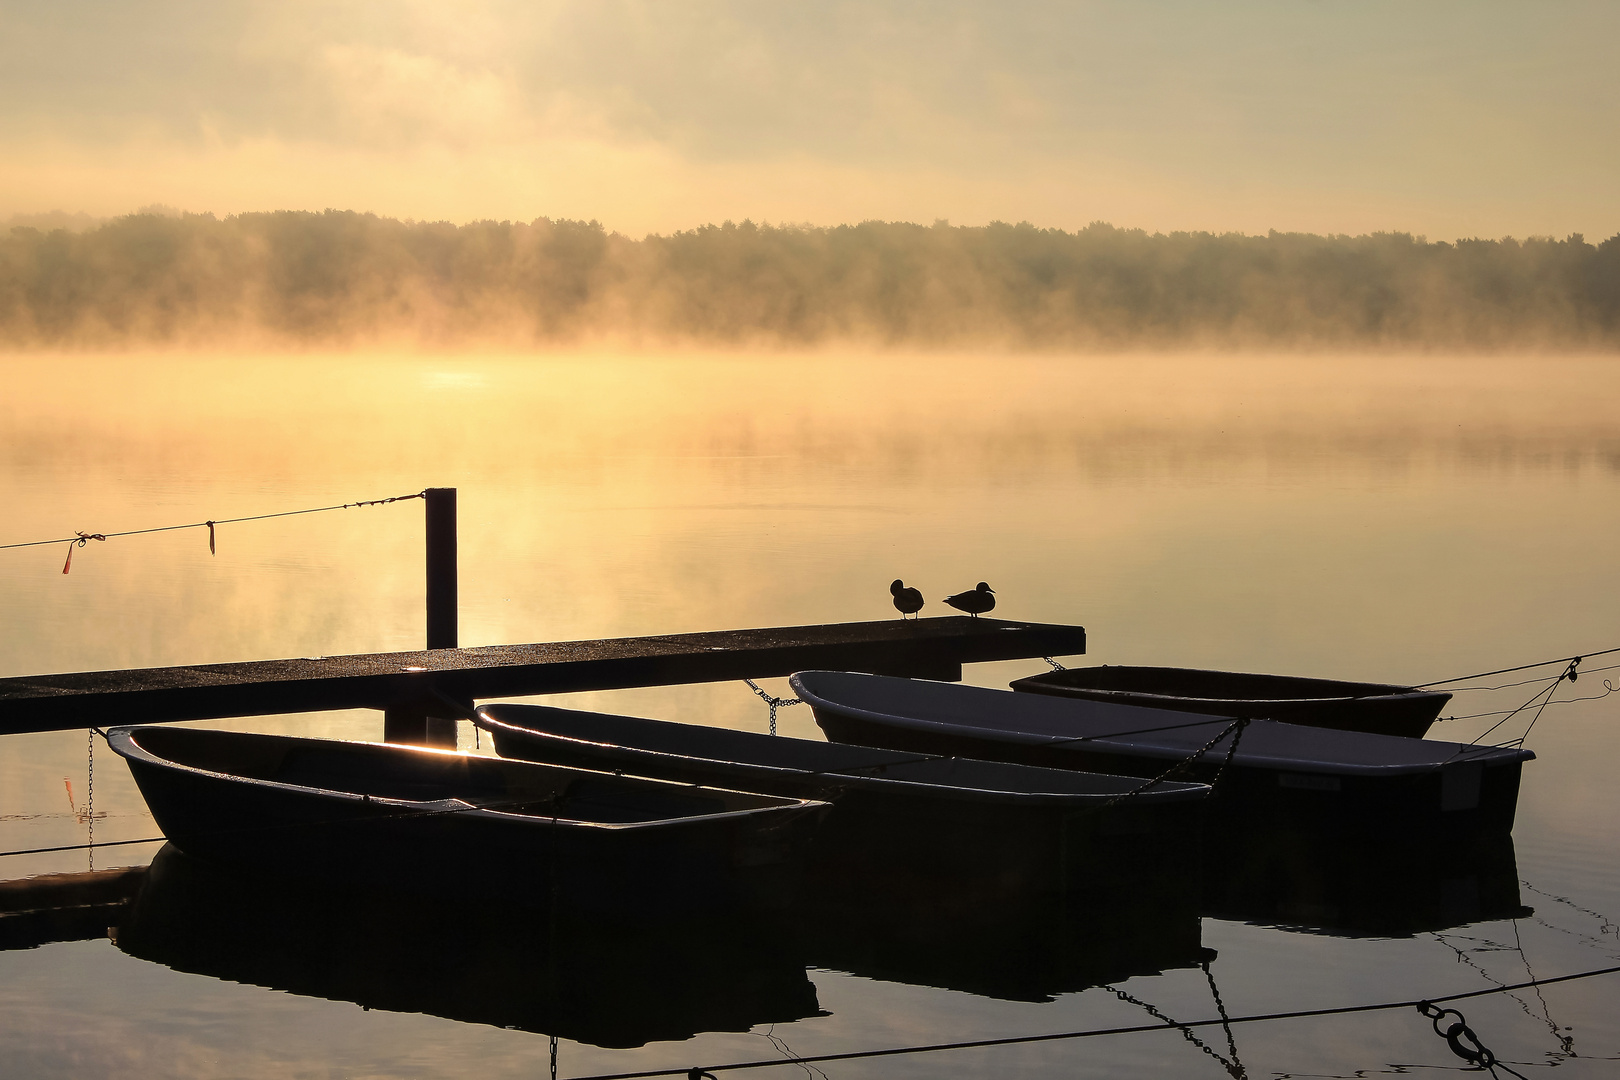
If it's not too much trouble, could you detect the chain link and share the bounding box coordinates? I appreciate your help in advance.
[86,728,95,870]
[1042,656,1067,671]
[743,679,802,736]
[1105,985,1246,1078]
[1415,1001,1530,1079]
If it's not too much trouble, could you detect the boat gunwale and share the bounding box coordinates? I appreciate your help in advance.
[474,704,1211,806]
[789,672,1533,778]
[1010,665,1449,706]
[107,725,828,834]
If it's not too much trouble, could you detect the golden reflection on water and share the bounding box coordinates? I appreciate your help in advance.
[3,351,1616,676]
[3,349,1620,1077]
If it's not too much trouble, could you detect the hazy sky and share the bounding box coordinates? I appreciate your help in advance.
[2,0,1615,238]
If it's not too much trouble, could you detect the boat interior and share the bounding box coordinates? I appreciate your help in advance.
[481,704,1207,799]
[120,726,789,823]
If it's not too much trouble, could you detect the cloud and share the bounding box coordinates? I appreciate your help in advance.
[1,1,1616,237]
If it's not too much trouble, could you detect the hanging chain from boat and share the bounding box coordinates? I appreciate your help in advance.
[742,679,802,737]
[1084,716,1251,817]
[1042,656,1067,671]
[1416,1001,1530,1079]
[1204,716,1249,790]
[86,728,95,870]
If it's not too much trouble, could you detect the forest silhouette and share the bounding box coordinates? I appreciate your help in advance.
[3,211,1617,349]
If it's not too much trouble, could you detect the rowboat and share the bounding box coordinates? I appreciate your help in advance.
[1011,665,1449,738]
[474,703,1209,907]
[791,671,1534,835]
[107,726,828,913]
[117,845,823,1048]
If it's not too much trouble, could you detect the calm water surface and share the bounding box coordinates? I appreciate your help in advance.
[2,351,1619,1078]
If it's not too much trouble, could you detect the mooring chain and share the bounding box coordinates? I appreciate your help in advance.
[1202,958,1246,1076]
[85,728,95,869]
[1416,1001,1530,1080]
[1084,715,1251,819]
[1105,985,1247,1079]
[742,679,802,737]
[1042,656,1067,671]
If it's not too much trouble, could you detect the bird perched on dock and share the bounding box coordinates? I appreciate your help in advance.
[890,579,924,619]
[943,582,995,617]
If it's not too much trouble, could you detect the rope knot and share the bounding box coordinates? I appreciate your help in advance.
[62,532,106,574]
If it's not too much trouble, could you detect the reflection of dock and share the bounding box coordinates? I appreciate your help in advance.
[0,865,146,950]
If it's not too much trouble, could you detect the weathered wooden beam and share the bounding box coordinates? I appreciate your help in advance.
[0,617,1085,736]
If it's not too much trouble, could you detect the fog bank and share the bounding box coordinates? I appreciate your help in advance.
[3,212,1617,350]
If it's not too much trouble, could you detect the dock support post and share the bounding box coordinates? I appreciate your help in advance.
[426,487,457,652]
[383,487,463,747]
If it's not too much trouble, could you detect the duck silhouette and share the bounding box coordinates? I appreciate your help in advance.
[890,579,924,619]
[943,582,995,617]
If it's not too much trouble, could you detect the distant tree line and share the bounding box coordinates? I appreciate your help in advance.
[2,210,1617,349]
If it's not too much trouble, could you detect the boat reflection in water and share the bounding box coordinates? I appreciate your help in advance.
[797,819,1218,1003]
[1201,826,1530,937]
[115,845,824,1049]
[799,864,1210,1003]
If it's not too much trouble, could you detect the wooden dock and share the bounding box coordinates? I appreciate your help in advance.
[0,616,1086,737]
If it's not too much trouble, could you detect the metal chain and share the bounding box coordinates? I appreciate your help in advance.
[1082,716,1250,818]
[1105,985,1246,1079]
[1416,1001,1530,1080]
[86,728,95,870]
[1203,959,1246,1077]
[550,1035,558,1080]
[743,679,802,737]
[1042,656,1067,671]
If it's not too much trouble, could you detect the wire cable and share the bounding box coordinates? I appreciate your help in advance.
[0,491,427,552]
[561,965,1620,1080]
[1417,646,1620,688]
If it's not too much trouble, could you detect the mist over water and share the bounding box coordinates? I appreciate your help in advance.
[4,213,1618,349]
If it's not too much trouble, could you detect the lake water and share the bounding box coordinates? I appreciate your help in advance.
[2,351,1619,1078]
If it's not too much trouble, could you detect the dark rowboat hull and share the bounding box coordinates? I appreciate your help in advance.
[475,703,1209,909]
[108,726,827,914]
[1011,665,1449,738]
[792,670,1532,838]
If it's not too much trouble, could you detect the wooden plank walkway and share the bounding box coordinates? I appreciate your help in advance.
[0,617,1085,735]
